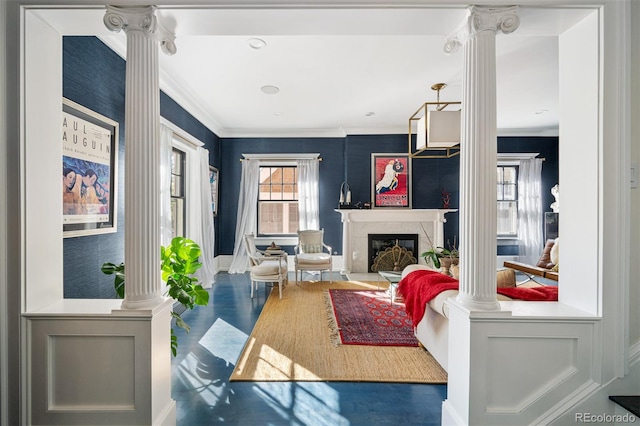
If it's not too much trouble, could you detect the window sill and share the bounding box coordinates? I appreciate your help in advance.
[255,236,298,247]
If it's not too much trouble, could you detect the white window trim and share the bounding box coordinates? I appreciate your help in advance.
[496,152,540,241]
[242,152,319,166]
[163,118,204,240]
[245,153,320,246]
[497,152,539,165]
[162,118,204,149]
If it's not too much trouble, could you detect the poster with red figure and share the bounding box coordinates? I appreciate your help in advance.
[371,153,411,208]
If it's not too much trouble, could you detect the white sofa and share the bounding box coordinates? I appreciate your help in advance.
[400,264,529,373]
[401,264,454,372]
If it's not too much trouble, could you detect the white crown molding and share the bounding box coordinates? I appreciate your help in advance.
[98,35,226,137]
[157,69,226,136]
[97,36,560,140]
[223,127,347,138]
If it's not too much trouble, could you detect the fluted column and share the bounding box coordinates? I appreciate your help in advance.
[104,6,176,309]
[445,6,520,310]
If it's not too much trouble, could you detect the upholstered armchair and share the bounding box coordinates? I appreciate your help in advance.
[294,229,332,284]
[243,234,288,299]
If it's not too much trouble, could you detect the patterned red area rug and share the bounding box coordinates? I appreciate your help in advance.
[325,289,419,347]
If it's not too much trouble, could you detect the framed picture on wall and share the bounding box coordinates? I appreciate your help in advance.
[62,98,119,237]
[371,153,411,208]
[209,166,219,217]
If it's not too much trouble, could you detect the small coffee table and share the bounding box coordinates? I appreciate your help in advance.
[377,270,403,305]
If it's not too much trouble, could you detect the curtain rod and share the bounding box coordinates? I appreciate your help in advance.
[240,153,322,162]
[240,158,323,162]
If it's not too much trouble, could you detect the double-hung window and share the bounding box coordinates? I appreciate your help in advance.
[497,164,518,237]
[258,166,299,235]
[170,147,186,238]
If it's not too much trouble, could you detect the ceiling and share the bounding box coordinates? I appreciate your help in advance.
[36,4,596,138]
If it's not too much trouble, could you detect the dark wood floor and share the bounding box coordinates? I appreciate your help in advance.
[172,272,447,425]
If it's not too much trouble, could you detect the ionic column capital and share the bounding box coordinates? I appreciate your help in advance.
[104,5,176,55]
[444,5,520,54]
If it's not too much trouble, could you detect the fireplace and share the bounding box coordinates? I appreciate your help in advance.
[368,234,419,272]
[335,209,455,273]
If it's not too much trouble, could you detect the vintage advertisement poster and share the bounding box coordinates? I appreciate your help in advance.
[371,153,411,208]
[62,99,118,236]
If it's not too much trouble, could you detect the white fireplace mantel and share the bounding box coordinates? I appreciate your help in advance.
[336,209,457,274]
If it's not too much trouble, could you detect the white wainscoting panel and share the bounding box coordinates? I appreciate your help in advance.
[485,335,578,413]
[49,335,135,410]
[444,300,601,425]
[26,298,175,426]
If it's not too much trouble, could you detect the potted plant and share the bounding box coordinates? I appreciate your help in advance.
[101,236,209,356]
[420,236,459,276]
[420,246,452,269]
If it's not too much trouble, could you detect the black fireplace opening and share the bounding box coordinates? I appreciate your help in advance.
[368,233,419,272]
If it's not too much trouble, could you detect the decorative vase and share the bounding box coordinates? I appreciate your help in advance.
[450,263,460,279]
[439,257,453,276]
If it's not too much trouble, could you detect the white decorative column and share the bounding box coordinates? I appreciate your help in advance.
[445,5,520,311]
[104,6,176,309]
[441,7,520,426]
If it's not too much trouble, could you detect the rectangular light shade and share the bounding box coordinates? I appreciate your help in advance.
[416,114,427,150]
[416,110,461,150]
[427,110,461,148]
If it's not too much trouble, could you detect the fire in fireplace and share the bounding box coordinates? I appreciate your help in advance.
[368,234,419,272]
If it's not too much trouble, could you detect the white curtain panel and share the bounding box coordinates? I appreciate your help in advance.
[517,158,544,265]
[159,124,173,247]
[297,158,320,231]
[195,148,216,288]
[228,159,260,273]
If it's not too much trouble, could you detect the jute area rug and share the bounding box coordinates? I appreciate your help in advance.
[230,280,447,383]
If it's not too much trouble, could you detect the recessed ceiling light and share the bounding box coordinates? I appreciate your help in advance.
[261,85,280,95]
[274,112,283,116]
[248,38,266,49]
[365,112,376,117]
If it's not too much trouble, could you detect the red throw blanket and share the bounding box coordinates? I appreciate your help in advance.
[397,269,559,324]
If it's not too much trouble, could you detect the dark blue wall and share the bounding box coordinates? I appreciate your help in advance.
[344,134,461,243]
[160,92,220,161]
[498,137,559,212]
[216,135,466,255]
[63,36,219,298]
[215,135,559,256]
[62,36,558,298]
[63,36,126,298]
[219,137,346,255]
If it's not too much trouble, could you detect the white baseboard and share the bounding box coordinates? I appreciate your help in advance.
[154,400,176,426]
[537,346,640,425]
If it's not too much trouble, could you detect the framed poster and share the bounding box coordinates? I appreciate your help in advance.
[209,166,219,216]
[371,153,411,208]
[62,98,119,237]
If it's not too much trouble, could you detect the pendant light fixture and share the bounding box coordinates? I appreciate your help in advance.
[408,83,461,158]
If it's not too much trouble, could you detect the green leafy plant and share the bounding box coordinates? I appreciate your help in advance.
[420,247,452,269]
[101,236,210,356]
[420,235,459,269]
[100,261,125,298]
